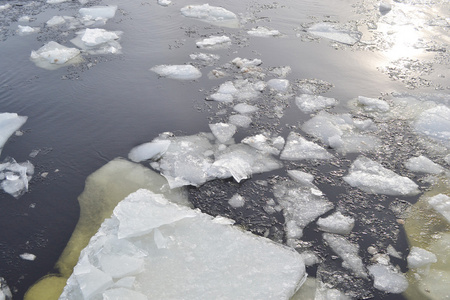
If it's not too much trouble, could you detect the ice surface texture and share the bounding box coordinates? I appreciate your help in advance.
[60,189,306,299]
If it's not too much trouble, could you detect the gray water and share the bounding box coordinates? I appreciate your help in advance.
[0,0,449,298]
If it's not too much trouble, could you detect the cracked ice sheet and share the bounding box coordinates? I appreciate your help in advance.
[60,189,306,300]
[343,156,420,196]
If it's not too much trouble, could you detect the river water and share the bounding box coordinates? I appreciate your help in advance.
[0,0,449,299]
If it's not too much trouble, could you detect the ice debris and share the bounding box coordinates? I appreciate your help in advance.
[209,81,238,103]
[30,41,81,70]
[229,114,252,128]
[407,246,437,269]
[209,123,237,143]
[157,0,171,6]
[302,111,380,153]
[367,264,408,293]
[413,105,450,148]
[17,25,39,36]
[151,65,202,80]
[189,52,220,64]
[60,189,306,299]
[233,103,258,114]
[196,35,231,49]
[343,156,420,196]
[404,155,445,174]
[287,170,315,186]
[71,28,122,54]
[79,6,118,26]
[180,4,239,28]
[267,79,290,92]
[247,26,282,37]
[427,194,450,223]
[280,132,333,161]
[308,23,362,45]
[317,212,355,235]
[46,16,66,27]
[357,96,389,112]
[0,278,12,300]
[241,134,284,155]
[20,253,36,261]
[0,157,34,198]
[228,193,245,208]
[0,113,27,155]
[295,94,338,113]
[0,4,11,11]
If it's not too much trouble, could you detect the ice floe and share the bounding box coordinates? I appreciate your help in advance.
[0,157,34,198]
[343,156,420,196]
[267,79,290,92]
[128,140,171,162]
[413,105,450,148]
[46,16,66,27]
[427,194,450,223]
[0,113,27,155]
[302,111,381,153]
[30,41,81,70]
[196,35,231,49]
[317,212,355,235]
[189,52,220,64]
[233,103,258,114]
[209,123,237,143]
[208,81,238,103]
[407,246,437,269]
[368,264,408,293]
[150,65,202,80]
[229,114,252,128]
[78,5,118,26]
[295,94,338,113]
[247,26,282,37]
[157,0,171,7]
[280,132,333,161]
[404,155,445,174]
[241,134,284,155]
[20,253,36,261]
[308,23,362,45]
[180,4,240,28]
[71,28,122,54]
[287,170,315,186]
[356,96,390,112]
[60,189,306,299]
[0,278,12,300]
[17,25,39,36]
[228,193,245,208]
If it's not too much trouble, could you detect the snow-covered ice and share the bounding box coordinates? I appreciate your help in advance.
[343,156,420,196]
[60,189,306,299]
[180,4,239,28]
[280,132,333,160]
[407,246,437,269]
[427,194,450,223]
[357,96,390,112]
[0,113,27,155]
[247,26,282,37]
[295,94,338,113]
[228,193,245,208]
[367,264,408,293]
[209,123,237,143]
[0,157,34,198]
[71,28,122,54]
[30,41,81,69]
[316,212,355,235]
[404,155,445,174]
[151,65,202,80]
[196,35,231,49]
[308,23,362,45]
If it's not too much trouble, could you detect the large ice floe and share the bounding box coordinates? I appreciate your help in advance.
[343,156,420,196]
[150,65,202,80]
[180,4,239,28]
[59,189,306,299]
[308,23,362,45]
[30,41,82,70]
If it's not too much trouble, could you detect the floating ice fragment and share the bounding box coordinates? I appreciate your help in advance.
[295,94,338,113]
[46,16,66,27]
[18,16,31,22]
[317,212,355,235]
[196,35,231,49]
[30,41,81,69]
[61,189,306,299]
[128,140,171,162]
[229,114,252,128]
[0,113,27,155]
[407,246,437,269]
[267,79,290,92]
[157,0,171,7]
[180,4,239,28]
[0,157,34,198]
[228,193,245,208]
[427,194,450,223]
[368,264,408,293]
[379,2,392,14]
[79,6,117,20]
[287,170,315,186]
[323,233,367,278]
[17,25,39,36]
[343,156,420,196]
[189,52,220,63]
[208,81,238,102]
[414,105,450,148]
[233,103,258,114]
[404,155,444,174]
[241,134,283,155]
[80,28,119,47]
[308,23,362,45]
[71,28,122,54]
[20,253,36,261]
[247,26,282,37]
[209,123,237,143]
[387,245,402,259]
[280,132,333,161]
[0,4,11,11]
[357,96,389,112]
[151,65,202,80]
[0,277,12,300]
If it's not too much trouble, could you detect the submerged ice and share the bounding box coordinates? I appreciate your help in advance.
[60,189,306,299]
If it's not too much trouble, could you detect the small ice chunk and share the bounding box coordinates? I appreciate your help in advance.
[102,288,148,300]
[196,35,231,49]
[80,28,120,47]
[180,4,239,28]
[228,193,245,208]
[267,79,290,92]
[30,41,81,69]
[157,0,171,6]
[287,170,314,186]
[247,26,282,37]
[209,81,238,102]
[17,25,39,36]
[295,94,338,113]
[128,140,171,162]
[47,0,69,3]
[317,212,355,235]
[407,246,437,269]
[208,156,252,182]
[241,134,282,155]
[79,6,118,20]
[71,28,122,54]
[414,105,450,148]
[0,277,12,300]
[189,52,220,63]
[343,156,420,196]
[404,155,444,174]
[209,93,233,103]
[280,132,333,160]
[323,233,367,278]
[368,264,408,293]
[46,16,66,27]
[0,157,34,198]
[427,194,450,223]
[229,114,252,128]
[151,65,202,80]
[19,16,31,22]
[300,251,320,266]
[209,123,237,143]
[232,57,263,69]
[20,253,36,261]
[233,103,258,114]
[0,113,27,155]
[357,96,389,112]
[308,23,362,45]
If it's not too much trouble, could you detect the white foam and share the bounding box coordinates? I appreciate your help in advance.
[295,94,338,113]
[151,65,202,80]
[343,156,420,196]
[280,132,333,161]
[180,4,239,28]
[308,23,362,45]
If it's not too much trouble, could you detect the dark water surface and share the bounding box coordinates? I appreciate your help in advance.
[0,0,449,298]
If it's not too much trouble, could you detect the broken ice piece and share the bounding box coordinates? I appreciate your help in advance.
[30,41,81,70]
[267,79,290,92]
[20,253,36,261]
[157,0,171,6]
[60,189,306,299]
[151,65,202,80]
[247,26,282,37]
[17,25,39,36]
[241,134,282,155]
[196,35,231,49]
[228,193,245,208]
[287,170,315,186]
[79,6,118,20]
[180,4,239,28]
[308,23,362,45]
[209,123,237,143]
[404,155,445,175]
[0,113,27,155]
[295,94,338,113]
[427,194,450,223]
[0,157,34,198]
[128,140,171,162]
[414,105,450,148]
[233,103,258,114]
[367,264,408,293]
[229,114,252,128]
[46,16,66,27]
[357,96,389,112]
[280,132,333,160]
[316,212,355,235]
[407,246,437,269]
[343,156,420,196]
